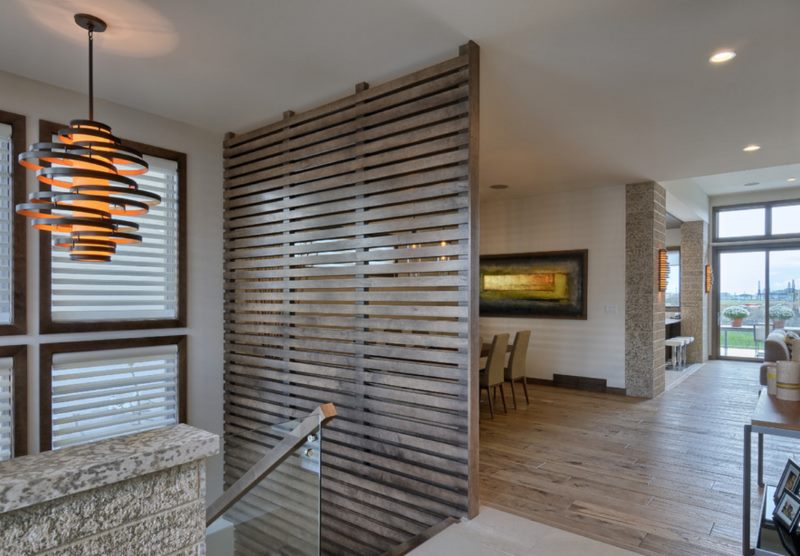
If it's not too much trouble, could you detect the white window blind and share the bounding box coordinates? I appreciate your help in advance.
[51,344,179,449]
[0,123,14,325]
[0,356,14,461]
[51,153,179,322]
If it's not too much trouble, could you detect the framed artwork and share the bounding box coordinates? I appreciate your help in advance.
[479,250,588,319]
[775,490,800,533]
[776,459,800,502]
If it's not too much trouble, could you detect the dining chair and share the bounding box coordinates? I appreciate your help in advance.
[480,333,509,418]
[504,330,531,409]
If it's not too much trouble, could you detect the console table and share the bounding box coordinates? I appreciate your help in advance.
[744,388,800,555]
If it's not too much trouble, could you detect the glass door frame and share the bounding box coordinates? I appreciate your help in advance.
[712,242,800,361]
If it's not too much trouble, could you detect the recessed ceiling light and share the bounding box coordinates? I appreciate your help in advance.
[709,50,736,64]
[788,177,797,183]
[489,184,509,190]
[744,182,759,187]
[742,144,761,152]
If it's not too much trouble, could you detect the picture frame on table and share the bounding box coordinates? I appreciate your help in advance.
[775,490,800,533]
[776,459,800,502]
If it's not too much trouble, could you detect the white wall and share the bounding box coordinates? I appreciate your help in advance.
[480,185,626,388]
[0,70,225,499]
[666,228,681,248]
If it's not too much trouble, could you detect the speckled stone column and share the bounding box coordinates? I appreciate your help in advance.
[680,221,709,363]
[625,182,666,398]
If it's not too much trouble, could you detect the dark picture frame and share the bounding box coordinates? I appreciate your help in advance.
[776,459,800,502]
[775,489,800,533]
[479,250,588,319]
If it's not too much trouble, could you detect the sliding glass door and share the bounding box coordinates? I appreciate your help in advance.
[717,250,766,359]
[716,247,800,360]
[769,249,800,331]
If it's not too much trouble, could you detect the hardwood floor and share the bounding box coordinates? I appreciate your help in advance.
[479,360,798,555]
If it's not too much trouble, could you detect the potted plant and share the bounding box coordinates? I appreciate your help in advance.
[770,305,795,330]
[723,306,750,327]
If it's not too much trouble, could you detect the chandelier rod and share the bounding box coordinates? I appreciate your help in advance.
[88,25,94,120]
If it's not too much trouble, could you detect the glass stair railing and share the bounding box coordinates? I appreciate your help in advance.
[206,403,336,556]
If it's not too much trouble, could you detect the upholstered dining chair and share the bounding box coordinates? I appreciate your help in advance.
[504,330,531,409]
[480,333,509,418]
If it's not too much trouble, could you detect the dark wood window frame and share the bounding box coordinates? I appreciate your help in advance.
[38,120,187,334]
[39,335,187,452]
[0,110,27,335]
[1,344,28,458]
[713,200,800,244]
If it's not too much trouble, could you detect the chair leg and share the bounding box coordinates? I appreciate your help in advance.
[510,380,517,409]
[486,386,494,419]
[499,384,507,414]
[522,377,530,404]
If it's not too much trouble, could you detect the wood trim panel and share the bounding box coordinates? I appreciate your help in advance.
[223,44,479,555]
[0,110,27,335]
[37,120,187,334]
[38,335,187,452]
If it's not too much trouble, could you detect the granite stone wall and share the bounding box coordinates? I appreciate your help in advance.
[0,462,206,555]
[680,221,709,363]
[625,182,666,398]
[0,425,218,556]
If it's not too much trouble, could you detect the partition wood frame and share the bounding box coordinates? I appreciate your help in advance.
[223,42,479,554]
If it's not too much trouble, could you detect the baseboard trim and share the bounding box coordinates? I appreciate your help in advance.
[526,376,626,396]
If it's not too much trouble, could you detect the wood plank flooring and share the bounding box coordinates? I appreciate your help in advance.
[479,360,798,555]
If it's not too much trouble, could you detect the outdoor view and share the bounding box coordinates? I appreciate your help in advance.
[718,249,800,358]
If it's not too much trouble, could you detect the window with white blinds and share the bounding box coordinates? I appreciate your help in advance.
[50,344,179,449]
[0,356,13,461]
[0,123,14,325]
[51,154,179,322]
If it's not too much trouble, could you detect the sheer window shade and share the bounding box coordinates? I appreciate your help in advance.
[0,124,14,325]
[51,154,179,322]
[50,344,179,449]
[0,356,13,460]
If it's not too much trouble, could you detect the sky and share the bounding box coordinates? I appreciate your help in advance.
[719,250,800,295]
[717,206,800,295]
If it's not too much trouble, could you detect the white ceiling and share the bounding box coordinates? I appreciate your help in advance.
[0,0,798,195]
[662,163,800,198]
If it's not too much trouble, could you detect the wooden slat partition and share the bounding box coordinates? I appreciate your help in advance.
[223,42,479,555]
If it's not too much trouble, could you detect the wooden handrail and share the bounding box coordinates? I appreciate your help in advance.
[206,403,336,526]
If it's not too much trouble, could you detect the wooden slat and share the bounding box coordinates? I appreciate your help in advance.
[224,45,477,555]
[223,55,469,150]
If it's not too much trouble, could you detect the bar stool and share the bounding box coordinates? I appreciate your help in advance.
[665,338,684,369]
[673,336,695,366]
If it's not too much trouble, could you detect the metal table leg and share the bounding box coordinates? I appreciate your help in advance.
[758,433,764,487]
[744,424,751,556]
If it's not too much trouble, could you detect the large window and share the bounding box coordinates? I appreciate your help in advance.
[0,111,27,335]
[665,248,680,308]
[40,336,186,451]
[0,345,27,460]
[714,201,800,242]
[38,121,186,333]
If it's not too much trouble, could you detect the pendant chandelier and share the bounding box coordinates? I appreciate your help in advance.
[16,13,160,263]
